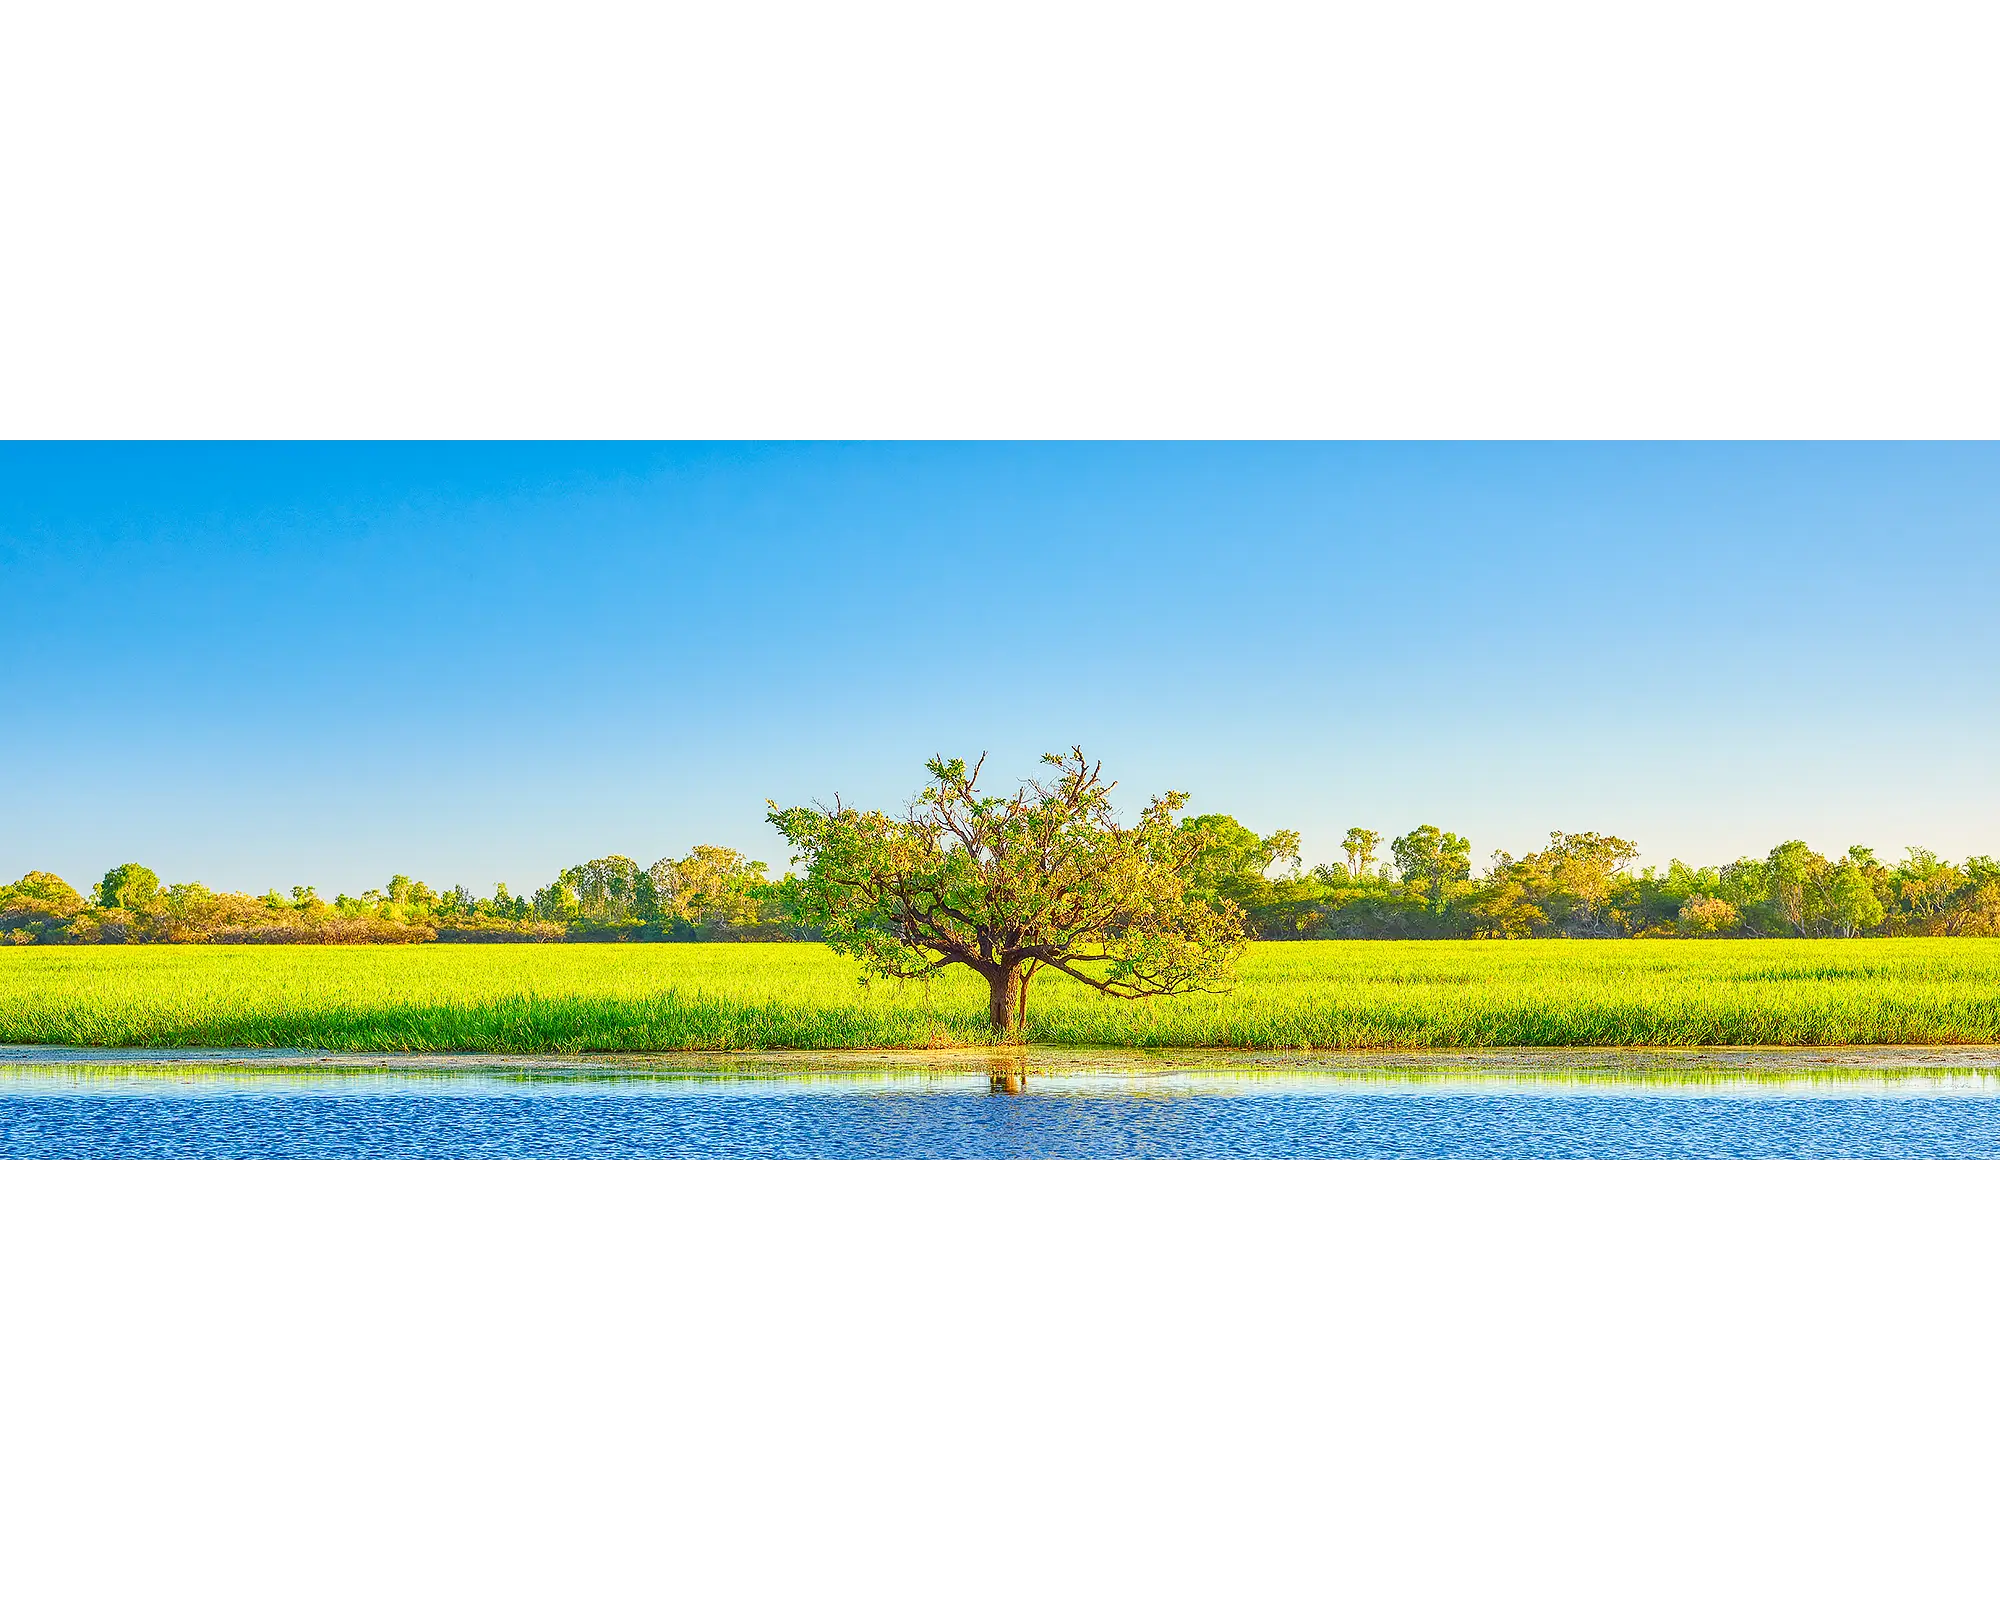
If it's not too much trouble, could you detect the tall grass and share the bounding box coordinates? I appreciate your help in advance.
[3,941,1999,1052]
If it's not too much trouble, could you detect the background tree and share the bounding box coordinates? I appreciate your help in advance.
[1824,858,1885,937]
[1,872,84,917]
[1176,814,1302,913]
[651,845,773,933]
[633,870,661,922]
[478,883,531,921]
[1489,831,1639,934]
[1893,848,1966,933]
[533,879,581,922]
[1391,825,1471,916]
[1469,863,1546,938]
[1342,828,1381,880]
[1765,841,1830,935]
[0,871,86,943]
[1677,894,1741,936]
[1961,857,2000,935]
[383,874,443,917]
[556,857,644,921]
[770,749,1246,1035]
[1716,857,1773,932]
[95,863,160,912]
[157,882,222,938]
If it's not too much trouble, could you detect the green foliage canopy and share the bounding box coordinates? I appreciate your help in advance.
[1176,813,1302,913]
[1391,825,1472,916]
[95,863,160,912]
[2,871,83,915]
[769,749,1246,1034]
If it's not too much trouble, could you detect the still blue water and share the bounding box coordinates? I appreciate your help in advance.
[7,1046,2000,1158]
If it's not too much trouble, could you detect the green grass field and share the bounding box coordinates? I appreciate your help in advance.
[3,939,1999,1052]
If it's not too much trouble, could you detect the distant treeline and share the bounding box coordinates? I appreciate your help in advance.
[0,847,795,946]
[4,819,1997,945]
[1205,822,2000,941]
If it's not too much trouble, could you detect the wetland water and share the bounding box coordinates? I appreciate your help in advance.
[6,1045,2000,1158]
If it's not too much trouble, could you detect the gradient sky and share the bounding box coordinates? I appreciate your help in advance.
[4,442,1996,897]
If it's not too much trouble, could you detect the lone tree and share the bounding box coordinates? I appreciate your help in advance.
[769,749,1246,1036]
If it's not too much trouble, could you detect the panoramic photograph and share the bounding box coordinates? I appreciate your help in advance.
[8,8,1995,1589]
[4,441,1997,1157]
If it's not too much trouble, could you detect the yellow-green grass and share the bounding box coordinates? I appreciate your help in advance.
[2,940,1999,1052]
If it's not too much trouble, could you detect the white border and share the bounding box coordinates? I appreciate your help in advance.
[4,1161,1996,1596]
[3,2,1996,437]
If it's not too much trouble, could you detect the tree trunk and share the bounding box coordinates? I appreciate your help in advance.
[987,966,1018,1035]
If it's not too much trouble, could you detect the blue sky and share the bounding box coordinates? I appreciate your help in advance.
[4,442,1996,896]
